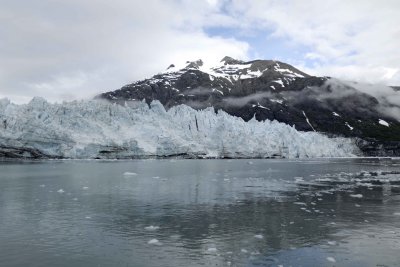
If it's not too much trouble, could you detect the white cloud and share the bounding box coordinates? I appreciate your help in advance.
[0,0,399,103]
[0,0,248,103]
[225,0,400,85]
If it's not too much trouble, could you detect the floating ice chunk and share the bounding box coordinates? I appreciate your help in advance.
[349,194,363,198]
[294,202,307,206]
[57,189,65,193]
[327,257,336,262]
[72,197,78,201]
[247,161,254,165]
[39,184,46,188]
[82,186,89,190]
[85,216,91,219]
[355,204,361,207]
[241,248,248,253]
[123,172,137,176]
[145,225,160,231]
[393,212,400,216]
[148,239,162,245]
[332,112,340,117]
[152,176,160,179]
[316,177,332,182]
[294,177,304,182]
[207,247,217,252]
[327,241,337,246]
[254,234,263,239]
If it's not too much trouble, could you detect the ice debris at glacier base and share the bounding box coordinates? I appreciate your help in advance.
[0,97,358,159]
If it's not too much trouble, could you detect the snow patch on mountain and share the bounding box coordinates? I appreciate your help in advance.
[161,57,306,85]
[274,63,305,78]
[378,119,389,127]
[0,97,358,159]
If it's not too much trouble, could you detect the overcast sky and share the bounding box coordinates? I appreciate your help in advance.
[1,0,399,103]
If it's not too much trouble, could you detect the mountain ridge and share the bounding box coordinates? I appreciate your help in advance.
[97,56,400,156]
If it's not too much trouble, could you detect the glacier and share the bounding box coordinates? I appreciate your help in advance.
[0,97,358,159]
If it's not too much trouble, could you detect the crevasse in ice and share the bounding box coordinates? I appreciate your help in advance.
[0,97,358,158]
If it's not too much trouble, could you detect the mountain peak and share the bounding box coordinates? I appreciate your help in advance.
[185,59,203,69]
[220,56,244,65]
[166,64,175,70]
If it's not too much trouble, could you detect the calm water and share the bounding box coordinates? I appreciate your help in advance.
[1,159,400,267]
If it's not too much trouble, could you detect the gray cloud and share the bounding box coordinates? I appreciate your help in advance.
[1,0,399,104]
[220,78,400,122]
[341,80,400,121]
[222,92,274,107]
[0,0,248,103]
[224,0,400,85]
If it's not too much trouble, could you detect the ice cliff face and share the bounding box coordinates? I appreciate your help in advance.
[0,97,358,159]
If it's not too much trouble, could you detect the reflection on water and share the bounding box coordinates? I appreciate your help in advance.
[0,159,400,267]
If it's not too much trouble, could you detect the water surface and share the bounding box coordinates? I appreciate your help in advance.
[1,158,400,266]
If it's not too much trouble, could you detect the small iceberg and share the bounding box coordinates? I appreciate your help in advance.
[207,247,217,252]
[148,239,162,245]
[144,225,160,231]
[123,172,138,176]
[349,194,363,198]
[326,256,336,262]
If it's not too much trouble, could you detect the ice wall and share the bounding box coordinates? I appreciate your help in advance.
[0,97,358,159]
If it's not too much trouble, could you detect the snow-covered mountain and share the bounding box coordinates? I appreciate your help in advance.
[0,97,357,159]
[98,57,400,156]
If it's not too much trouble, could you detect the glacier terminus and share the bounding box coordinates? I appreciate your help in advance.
[0,97,357,159]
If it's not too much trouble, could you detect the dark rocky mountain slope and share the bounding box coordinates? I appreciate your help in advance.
[98,56,400,156]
